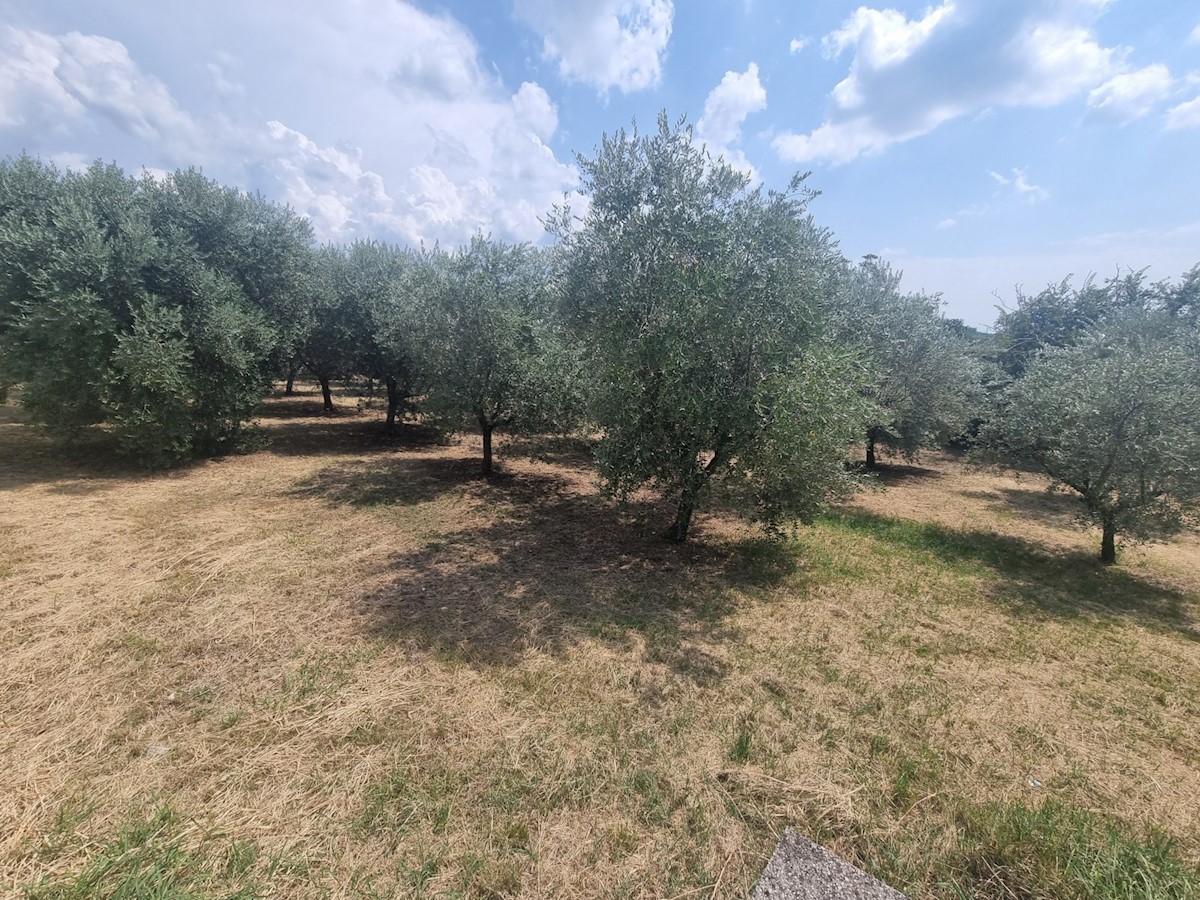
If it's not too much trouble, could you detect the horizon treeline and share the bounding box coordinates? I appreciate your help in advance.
[1,114,1197,556]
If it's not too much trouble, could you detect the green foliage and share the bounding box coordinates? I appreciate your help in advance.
[0,155,313,465]
[419,236,582,473]
[552,112,869,539]
[105,300,195,466]
[832,256,984,464]
[334,239,424,427]
[982,310,1200,561]
[996,267,1198,377]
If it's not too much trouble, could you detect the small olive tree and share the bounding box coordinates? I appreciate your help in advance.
[551,113,869,541]
[832,256,983,467]
[419,237,579,475]
[982,315,1200,562]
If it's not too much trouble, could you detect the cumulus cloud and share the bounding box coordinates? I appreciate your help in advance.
[0,4,580,248]
[1086,64,1174,122]
[511,81,558,141]
[512,0,673,93]
[789,37,809,55]
[697,62,766,175]
[1190,23,1200,45]
[699,63,766,147]
[0,26,198,152]
[773,0,1147,165]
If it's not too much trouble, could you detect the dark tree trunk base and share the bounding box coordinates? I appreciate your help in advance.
[385,376,399,432]
[1100,521,1116,563]
[481,423,494,477]
[666,496,695,543]
[319,376,333,413]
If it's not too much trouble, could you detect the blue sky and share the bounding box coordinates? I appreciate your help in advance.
[1,0,1197,326]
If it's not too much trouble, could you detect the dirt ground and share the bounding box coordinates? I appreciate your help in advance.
[2,389,1197,897]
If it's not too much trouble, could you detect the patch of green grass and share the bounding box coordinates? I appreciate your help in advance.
[941,798,1200,900]
[24,806,261,899]
[821,510,1195,637]
[729,724,753,764]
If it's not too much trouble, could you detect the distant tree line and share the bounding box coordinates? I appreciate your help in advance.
[1,113,1197,559]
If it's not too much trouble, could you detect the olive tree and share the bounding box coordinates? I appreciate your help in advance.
[420,237,578,475]
[551,113,868,541]
[0,156,309,465]
[982,314,1200,562]
[832,256,983,467]
[338,240,422,431]
[995,267,1195,378]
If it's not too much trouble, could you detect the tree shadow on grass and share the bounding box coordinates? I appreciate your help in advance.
[261,416,446,457]
[828,510,1198,641]
[865,461,944,485]
[290,454,536,508]
[957,486,1085,531]
[298,455,799,681]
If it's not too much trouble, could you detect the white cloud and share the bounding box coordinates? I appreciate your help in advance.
[1166,94,1200,130]
[207,52,244,97]
[0,27,198,152]
[988,167,1050,202]
[937,217,956,230]
[1189,23,1200,45]
[697,62,766,177]
[774,0,1142,165]
[1087,64,1173,122]
[511,81,557,141]
[698,63,766,149]
[0,5,580,248]
[789,37,809,55]
[512,0,673,93]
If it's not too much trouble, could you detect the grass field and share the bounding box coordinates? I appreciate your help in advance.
[3,386,1199,899]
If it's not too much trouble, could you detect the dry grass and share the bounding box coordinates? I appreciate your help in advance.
[1,388,1198,898]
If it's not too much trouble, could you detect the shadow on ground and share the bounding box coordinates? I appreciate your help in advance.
[296,454,798,681]
[864,461,943,484]
[828,509,1198,640]
[958,486,1085,530]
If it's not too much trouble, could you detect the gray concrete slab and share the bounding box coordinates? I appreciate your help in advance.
[750,829,908,900]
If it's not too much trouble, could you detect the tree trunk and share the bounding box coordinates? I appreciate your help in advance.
[319,375,333,412]
[385,375,400,432]
[481,420,494,476]
[1100,518,1116,564]
[666,491,696,543]
[285,360,298,395]
[866,434,877,469]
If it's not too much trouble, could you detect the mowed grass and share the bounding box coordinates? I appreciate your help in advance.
[2,387,1198,899]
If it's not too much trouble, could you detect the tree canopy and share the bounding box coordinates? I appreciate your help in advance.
[0,157,312,465]
[983,309,1200,562]
[2,139,1197,559]
[419,237,580,475]
[831,256,983,467]
[551,113,869,540]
